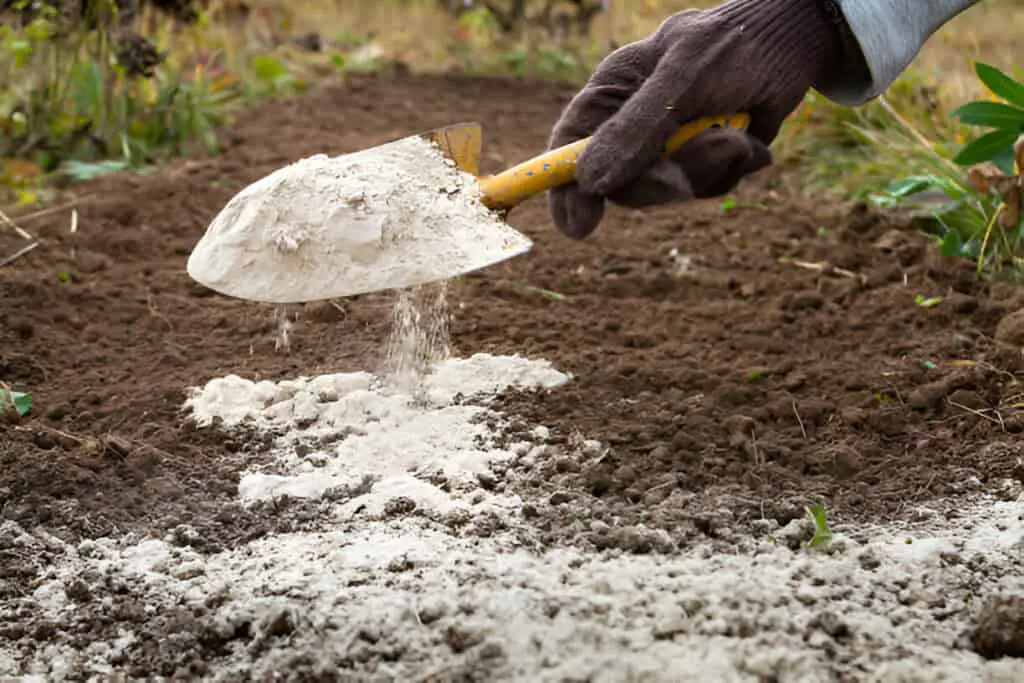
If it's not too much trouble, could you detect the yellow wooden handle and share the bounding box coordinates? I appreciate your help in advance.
[478,113,751,211]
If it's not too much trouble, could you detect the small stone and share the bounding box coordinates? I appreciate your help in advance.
[947,389,986,411]
[785,291,824,310]
[972,594,1024,659]
[553,457,580,473]
[63,579,92,602]
[261,609,295,638]
[994,308,1024,349]
[776,517,814,550]
[478,641,504,660]
[173,562,206,580]
[418,599,447,624]
[857,548,882,571]
[548,491,572,505]
[907,381,948,410]
[949,293,979,314]
[75,251,111,273]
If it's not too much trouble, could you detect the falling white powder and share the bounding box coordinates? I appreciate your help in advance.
[185,134,533,304]
[379,281,453,397]
[184,352,570,511]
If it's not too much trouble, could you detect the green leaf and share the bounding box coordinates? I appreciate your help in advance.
[60,160,130,180]
[975,62,1024,110]
[0,389,31,417]
[962,236,984,260]
[251,55,289,83]
[953,128,1019,166]
[886,176,937,198]
[992,145,1017,175]
[805,503,833,548]
[950,101,1024,130]
[938,230,963,258]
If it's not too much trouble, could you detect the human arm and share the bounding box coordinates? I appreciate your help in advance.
[824,0,980,105]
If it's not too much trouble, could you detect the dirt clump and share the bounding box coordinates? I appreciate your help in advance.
[995,306,1024,349]
[972,594,1024,660]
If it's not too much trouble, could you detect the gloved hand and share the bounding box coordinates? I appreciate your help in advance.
[548,0,857,239]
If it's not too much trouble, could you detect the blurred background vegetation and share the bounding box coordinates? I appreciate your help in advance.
[1,0,1023,274]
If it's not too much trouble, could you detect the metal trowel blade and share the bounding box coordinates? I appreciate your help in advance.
[186,123,533,304]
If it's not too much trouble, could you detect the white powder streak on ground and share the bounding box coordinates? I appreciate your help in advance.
[8,500,1024,681]
[5,353,1024,681]
[185,134,532,304]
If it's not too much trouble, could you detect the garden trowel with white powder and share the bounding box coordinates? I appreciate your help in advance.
[186,113,750,304]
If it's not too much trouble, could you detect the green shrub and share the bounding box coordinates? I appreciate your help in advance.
[865,62,1024,278]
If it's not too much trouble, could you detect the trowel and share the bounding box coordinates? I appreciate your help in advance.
[186,113,750,304]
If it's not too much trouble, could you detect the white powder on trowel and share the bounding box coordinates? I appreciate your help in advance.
[184,352,569,513]
[185,134,533,304]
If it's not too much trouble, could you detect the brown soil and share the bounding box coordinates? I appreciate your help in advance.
[2,71,1024,574]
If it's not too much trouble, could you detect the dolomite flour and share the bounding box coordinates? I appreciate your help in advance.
[183,352,571,512]
[186,134,533,303]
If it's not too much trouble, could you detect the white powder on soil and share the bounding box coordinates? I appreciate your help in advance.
[185,135,533,304]
[184,352,569,512]
[5,353,1024,681]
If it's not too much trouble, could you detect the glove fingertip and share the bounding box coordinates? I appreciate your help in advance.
[746,137,774,173]
[549,187,605,240]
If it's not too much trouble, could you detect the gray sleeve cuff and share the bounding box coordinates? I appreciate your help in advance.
[818,0,978,106]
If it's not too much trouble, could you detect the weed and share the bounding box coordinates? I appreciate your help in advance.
[0,383,31,417]
[804,503,833,549]
[859,62,1024,279]
[0,1,241,181]
[0,0,312,198]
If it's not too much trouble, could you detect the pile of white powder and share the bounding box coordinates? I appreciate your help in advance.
[184,352,570,516]
[185,134,533,304]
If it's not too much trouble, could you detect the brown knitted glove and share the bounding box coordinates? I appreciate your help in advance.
[548,0,850,239]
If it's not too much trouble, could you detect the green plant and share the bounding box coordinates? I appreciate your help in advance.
[0,385,31,417]
[949,63,1024,171]
[0,2,247,178]
[860,63,1024,278]
[804,503,833,549]
[915,294,943,308]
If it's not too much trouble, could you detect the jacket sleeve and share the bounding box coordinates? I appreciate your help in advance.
[818,0,980,105]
